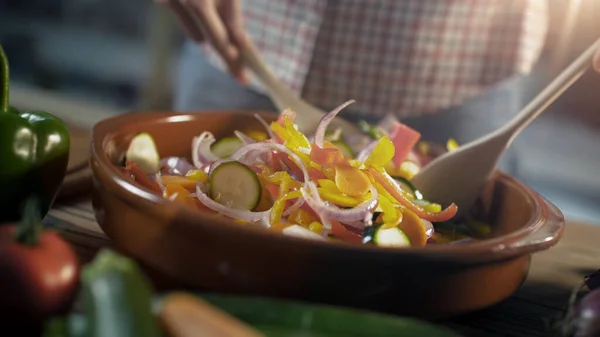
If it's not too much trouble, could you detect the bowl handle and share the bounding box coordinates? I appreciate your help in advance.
[503,197,565,254]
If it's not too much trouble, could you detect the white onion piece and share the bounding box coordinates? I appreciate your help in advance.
[282,197,304,217]
[314,99,355,148]
[282,225,326,241]
[160,157,195,175]
[195,184,271,223]
[421,219,434,238]
[230,143,309,183]
[355,140,378,163]
[254,114,276,139]
[301,182,378,226]
[234,130,256,145]
[192,132,221,168]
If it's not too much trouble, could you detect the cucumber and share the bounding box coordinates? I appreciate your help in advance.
[363,225,410,247]
[209,161,262,210]
[125,132,160,174]
[211,137,244,158]
[393,176,423,200]
[332,140,355,158]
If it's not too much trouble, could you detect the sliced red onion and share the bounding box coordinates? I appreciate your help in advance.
[282,197,304,217]
[192,131,221,168]
[230,143,309,183]
[355,140,378,163]
[282,225,326,241]
[421,219,434,238]
[234,130,256,145]
[314,99,355,148]
[195,183,271,222]
[208,159,234,176]
[160,156,195,175]
[301,182,378,226]
[155,171,166,194]
[376,113,398,136]
[254,113,276,139]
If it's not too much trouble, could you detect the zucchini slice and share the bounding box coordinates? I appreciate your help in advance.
[125,132,160,174]
[393,176,423,200]
[211,137,244,158]
[363,225,410,247]
[209,161,262,210]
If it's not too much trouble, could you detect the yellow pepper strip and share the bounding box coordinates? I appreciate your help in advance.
[185,169,209,183]
[162,175,203,190]
[163,184,197,207]
[246,130,268,142]
[284,119,311,149]
[334,164,371,198]
[317,179,338,191]
[270,121,290,142]
[379,195,402,229]
[288,208,315,226]
[424,202,441,213]
[269,190,303,225]
[317,188,363,207]
[397,161,421,180]
[265,171,301,196]
[308,221,324,235]
[397,207,427,247]
[447,138,459,152]
[365,136,395,168]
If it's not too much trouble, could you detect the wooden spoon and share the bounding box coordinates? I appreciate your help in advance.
[411,37,600,214]
[239,43,368,148]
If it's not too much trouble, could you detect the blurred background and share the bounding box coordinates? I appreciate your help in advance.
[1,0,599,224]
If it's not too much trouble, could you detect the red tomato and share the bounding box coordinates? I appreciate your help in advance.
[0,226,79,323]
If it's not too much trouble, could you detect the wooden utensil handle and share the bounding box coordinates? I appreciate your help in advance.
[160,292,265,337]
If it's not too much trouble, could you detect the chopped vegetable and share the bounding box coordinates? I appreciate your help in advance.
[0,45,71,222]
[0,198,79,324]
[209,161,262,210]
[120,99,480,247]
[363,225,411,247]
[211,137,244,158]
[125,132,160,174]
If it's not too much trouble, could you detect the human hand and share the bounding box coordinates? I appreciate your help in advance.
[157,0,249,83]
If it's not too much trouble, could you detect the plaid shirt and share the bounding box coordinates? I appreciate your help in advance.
[204,0,548,119]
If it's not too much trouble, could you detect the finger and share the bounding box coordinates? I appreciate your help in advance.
[218,0,248,84]
[218,0,249,48]
[157,0,204,42]
[594,47,600,72]
[184,0,240,76]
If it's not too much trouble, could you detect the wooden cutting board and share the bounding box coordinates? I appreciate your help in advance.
[56,125,93,200]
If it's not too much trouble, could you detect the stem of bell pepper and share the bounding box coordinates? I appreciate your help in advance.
[0,45,9,113]
[14,197,43,246]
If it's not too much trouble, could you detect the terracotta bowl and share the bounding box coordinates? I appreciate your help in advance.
[90,111,565,319]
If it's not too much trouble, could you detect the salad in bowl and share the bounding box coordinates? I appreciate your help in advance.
[120,100,483,248]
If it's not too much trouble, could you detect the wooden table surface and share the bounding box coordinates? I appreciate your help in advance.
[48,124,600,337]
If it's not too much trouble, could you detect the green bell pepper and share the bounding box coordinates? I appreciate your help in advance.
[0,45,71,222]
